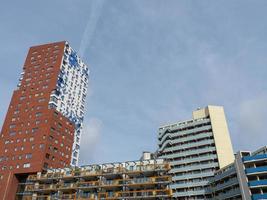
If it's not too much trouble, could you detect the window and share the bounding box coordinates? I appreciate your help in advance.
[33,65,40,69]
[35,112,42,117]
[19,96,26,100]
[45,153,50,159]
[9,124,16,129]
[9,131,15,136]
[53,147,58,152]
[43,162,48,169]
[23,163,30,168]
[32,128,38,133]
[58,123,62,128]
[38,98,45,103]
[36,106,43,110]
[0,157,5,162]
[25,154,32,159]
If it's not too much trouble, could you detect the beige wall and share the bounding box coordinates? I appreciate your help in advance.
[193,105,235,169]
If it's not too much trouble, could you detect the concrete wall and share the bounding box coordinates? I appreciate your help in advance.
[193,105,235,168]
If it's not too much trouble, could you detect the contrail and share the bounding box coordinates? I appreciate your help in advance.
[79,0,105,58]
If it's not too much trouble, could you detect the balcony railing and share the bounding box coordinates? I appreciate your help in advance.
[252,193,267,200]
[243,154,267,162]
[249,180,267,187]
[245,166,267,174]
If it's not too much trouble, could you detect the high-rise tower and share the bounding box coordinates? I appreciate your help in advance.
[157,105,234,199]
[0,41,89,199]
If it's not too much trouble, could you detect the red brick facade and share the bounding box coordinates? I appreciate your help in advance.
[0,42,75,200]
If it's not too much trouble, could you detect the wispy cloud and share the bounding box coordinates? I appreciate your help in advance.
[79,0,105,58]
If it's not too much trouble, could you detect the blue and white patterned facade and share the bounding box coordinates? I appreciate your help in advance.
[49,41,89,166]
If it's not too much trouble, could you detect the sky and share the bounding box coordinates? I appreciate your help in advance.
[0,0,267,166]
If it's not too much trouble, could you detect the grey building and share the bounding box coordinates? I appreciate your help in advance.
[211,146,267,200]
[157,106,234,199]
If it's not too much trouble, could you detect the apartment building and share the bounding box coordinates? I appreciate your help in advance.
[157,106,235,199]
[0,41,89,200]
[211,146,267,200]
[16,154,172,200]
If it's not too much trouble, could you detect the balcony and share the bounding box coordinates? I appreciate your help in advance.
[170,163,218,174]
[159,132,213,152]
[216,188,241,199]
[170,154,217,166]
[173,171,214,181]
[215,177,239,191]
[172,180,210,189]
[173,189,208,197]
[249,180,267,187]
[159,147,216,159]
[163,139,215,153]
[246,166,267,175]
[213,166,236,182]
[243,154,267,162]
[159,124,212,142]
[252,193,267,200]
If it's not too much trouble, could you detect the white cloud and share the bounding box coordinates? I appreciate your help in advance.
[79,118,103,165]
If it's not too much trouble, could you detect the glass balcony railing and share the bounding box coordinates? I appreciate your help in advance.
[243,154,267,162]
[249,180,267,187]
[245,166,267,174]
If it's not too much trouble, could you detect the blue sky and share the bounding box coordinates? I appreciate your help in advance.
[0,1,267,165]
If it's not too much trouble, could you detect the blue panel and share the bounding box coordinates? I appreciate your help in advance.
[246,166,267,174]
[243,154,267,162]
[252,193,267,200]
[249,180,267,187]
[69,51,78,67]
